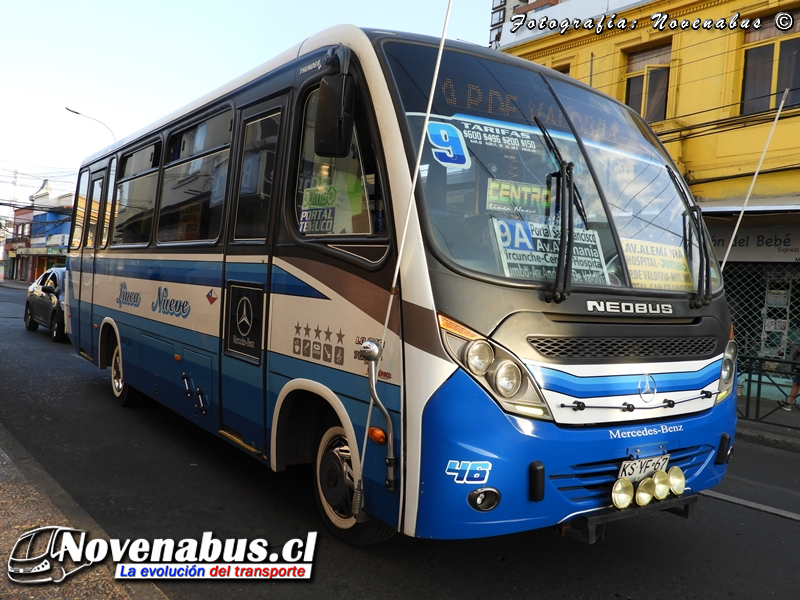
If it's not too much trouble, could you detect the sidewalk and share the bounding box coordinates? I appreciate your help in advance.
[0,279,31,291]
[0,422,167,600]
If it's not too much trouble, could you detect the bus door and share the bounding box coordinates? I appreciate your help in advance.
[77,174,104,359]
[219,100,285,455]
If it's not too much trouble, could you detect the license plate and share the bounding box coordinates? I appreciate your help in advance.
[618,454,670,483]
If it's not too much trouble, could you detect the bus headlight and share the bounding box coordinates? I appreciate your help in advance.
[438,313,552,421]
[463,340,494,376]
[493,361,522,398]
[716,340,738,404]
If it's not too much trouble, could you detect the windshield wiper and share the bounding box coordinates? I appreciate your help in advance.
[534,116,588,225]
[666,166,711,308]
[534,116,586,303]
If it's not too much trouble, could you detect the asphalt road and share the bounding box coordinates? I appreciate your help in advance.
[1,284,799,600]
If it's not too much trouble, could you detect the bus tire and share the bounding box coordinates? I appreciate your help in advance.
[110,340,137,407]
[313,421,395,545]
[24,304,39,331]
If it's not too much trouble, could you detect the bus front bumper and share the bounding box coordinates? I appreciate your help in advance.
[414,369,736,539]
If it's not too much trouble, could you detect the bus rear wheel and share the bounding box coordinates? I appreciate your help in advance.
[313,422,395,545]
[110,341,136,407]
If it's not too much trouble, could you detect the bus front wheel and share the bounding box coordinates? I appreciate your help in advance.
[313,422,395,545]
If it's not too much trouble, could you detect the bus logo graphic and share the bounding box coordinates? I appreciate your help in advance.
[236,297,253,336]
[638,374,657,403]
[445,460,492,484]
[7,526,93,584]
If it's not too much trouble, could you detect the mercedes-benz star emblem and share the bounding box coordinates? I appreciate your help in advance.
[236,297,253,337]
[637,374,657,403]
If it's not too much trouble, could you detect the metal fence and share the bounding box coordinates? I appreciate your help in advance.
[723,263,800,428]
[737,354,800,430]
[724,262,800,359]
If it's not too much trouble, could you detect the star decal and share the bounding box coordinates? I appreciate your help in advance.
[324,327,332,342]
[304,323,311,337]
[314,325,322,339]
[294,322,302,336]
[336,328,345,344]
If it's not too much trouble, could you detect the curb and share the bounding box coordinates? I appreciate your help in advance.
[735,421,800,454]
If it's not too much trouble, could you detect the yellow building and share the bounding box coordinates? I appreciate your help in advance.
[501,0,800,359]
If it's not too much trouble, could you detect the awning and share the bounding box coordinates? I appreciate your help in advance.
[698,195,800,213]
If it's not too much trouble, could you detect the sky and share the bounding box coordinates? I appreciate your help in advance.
[0,0,488,216]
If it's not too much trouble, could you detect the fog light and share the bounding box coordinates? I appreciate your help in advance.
[611,478,634,509]
[636,478,656,506]
[467,487,501,512]
[652,470,670,500]
[668,466,686,495]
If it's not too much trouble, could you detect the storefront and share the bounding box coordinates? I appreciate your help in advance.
[705,206,800,361]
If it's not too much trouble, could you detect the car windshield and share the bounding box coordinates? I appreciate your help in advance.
[379,40,721,293]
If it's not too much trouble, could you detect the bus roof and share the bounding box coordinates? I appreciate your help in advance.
[78,24,571,167]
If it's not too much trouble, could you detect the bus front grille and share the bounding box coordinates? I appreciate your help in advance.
[547,445,714,504]
[527,336,717,360]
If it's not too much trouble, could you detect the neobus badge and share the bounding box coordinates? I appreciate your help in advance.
[586,300,674,315]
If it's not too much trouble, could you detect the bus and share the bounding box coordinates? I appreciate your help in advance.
[65,25,737,545]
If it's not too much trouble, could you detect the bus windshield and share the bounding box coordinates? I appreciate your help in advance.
[381,41,721,294]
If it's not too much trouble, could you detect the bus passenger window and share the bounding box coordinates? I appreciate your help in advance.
[158,111,232,243]
[70,172,90,249]
[234,111,281,240]
[84,178,103,249]
[99,158,116,248]
[112,143,161,246]
[295,90,373,236]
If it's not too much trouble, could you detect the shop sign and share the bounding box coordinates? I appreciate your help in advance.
[707,226,800,263]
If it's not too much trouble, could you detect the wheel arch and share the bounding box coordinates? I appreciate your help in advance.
[98,318,121,369]
[270,379,362,477]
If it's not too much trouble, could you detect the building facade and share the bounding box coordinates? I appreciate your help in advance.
[499,0,800,362]
[4,181,72,283]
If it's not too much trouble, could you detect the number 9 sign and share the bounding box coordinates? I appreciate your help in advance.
[426,122,472,169]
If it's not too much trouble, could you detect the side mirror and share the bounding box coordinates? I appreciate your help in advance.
[314,74,355,158]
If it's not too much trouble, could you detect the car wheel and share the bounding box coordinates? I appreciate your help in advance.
[313,420,395,545]
[110,341,136,407]
[24,304,39,331]
[50,313,67,342]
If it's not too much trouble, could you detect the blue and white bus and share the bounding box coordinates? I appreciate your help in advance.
[65,25,737,544]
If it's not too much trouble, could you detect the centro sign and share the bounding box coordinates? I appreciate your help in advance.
[586,301,674,315]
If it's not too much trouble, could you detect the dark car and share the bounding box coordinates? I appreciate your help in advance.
[24,267,68,342]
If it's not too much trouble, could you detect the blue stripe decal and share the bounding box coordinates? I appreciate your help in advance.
[530,360,722,399]
[94,257,223,288]
[270,266,328,299]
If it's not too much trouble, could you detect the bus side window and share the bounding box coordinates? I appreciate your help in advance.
[70,172,90,250]
[84,178,103,249]
[158,111,232,243]
[99,157,117,248]
[112,143,161,246]
[295,89,376,237]
[234,110,281,240]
